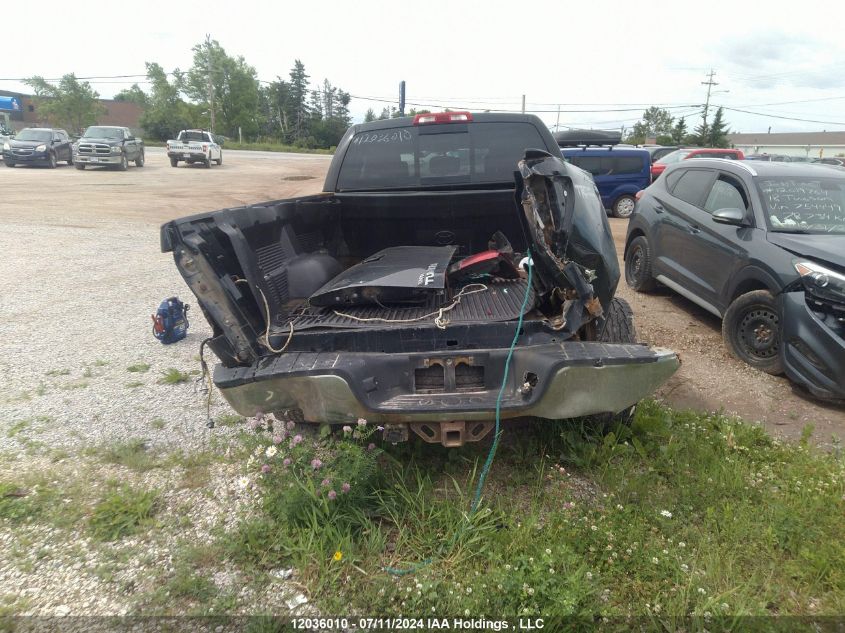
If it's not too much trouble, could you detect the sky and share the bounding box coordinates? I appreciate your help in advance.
[5,0,845,134]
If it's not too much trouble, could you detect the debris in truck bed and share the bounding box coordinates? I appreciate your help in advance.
[308,245,457,307]
[274,278,534,333]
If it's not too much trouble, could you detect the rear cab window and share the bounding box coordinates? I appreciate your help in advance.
[336,122,545,190]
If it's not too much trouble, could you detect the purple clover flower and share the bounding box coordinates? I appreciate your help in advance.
[321,478,332,487]
[342,425,353,435]
[272,435,284,445]
[341,482,351,494]
[311,458,323,470]
[357,418,367,427]
[327,490,337,500]
[292,434,303,446]
[261,464,271,474]
[283,458,291,467]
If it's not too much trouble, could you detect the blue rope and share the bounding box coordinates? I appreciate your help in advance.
[385,250,533,576]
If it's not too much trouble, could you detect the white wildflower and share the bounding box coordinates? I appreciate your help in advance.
[265,445,277,458]
[660,510,673,518]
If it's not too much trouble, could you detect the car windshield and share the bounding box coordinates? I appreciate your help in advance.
[15,129,52,142]
[83,127,123,139]
[758,177,845,234]
[656,150,690,165]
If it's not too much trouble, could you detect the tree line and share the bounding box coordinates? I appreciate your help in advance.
[23,38,353,149]
[625,105,731,148]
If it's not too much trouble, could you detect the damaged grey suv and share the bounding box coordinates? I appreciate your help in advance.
[161,112,678,446]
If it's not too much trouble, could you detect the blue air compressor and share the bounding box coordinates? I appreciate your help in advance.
[151,297,189,344]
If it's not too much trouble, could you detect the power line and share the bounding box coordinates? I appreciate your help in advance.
[716,105,845,127]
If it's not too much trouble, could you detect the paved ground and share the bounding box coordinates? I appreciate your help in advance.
[1,148,842,450]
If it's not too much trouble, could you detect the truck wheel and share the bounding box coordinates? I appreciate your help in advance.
[593,297,638,426]
[612,194,636,218]
[47,152,57,169]
[215,154,222,166]
[4,160,14,167]
[75,163,85,170]
[170,157,179,167]
[722,290,783,375]
[117,153,128,171]
[67,154,74,166]
[135,151,145,167]
[624,235,657,292]
[204,157,211,168]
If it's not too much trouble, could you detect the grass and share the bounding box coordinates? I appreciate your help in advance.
[126,363,150,373]
[125,381,144,388]
[223,401,845,619]
[45,369,70,377]
[89,485,159,540]
[98,439,159,471]
[159,368,190,384]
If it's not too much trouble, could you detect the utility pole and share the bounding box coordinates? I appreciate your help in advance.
[701,69,718,132]
[521,94,525,114]
[555,105,560,132]
[206,34,215,133]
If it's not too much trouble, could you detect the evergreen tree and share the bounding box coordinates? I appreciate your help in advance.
[706,107,730,148]
[287,60,310,143]
[364,108,376,122]
[670,117,687,145]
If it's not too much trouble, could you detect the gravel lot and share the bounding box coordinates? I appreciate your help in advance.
[0,147,842,617]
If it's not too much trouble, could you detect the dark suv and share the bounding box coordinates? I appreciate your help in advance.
[625,159,845,401]
[2,127,73,168]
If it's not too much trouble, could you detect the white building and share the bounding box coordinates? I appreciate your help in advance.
[727,131,845,159]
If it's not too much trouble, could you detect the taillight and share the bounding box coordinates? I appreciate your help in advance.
[166,142,170,150]
[413,111,473,125]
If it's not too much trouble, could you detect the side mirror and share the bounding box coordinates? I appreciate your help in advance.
[712,207,748,226]
[126,136,134,141]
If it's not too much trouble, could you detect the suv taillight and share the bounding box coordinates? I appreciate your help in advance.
[413,111,473,125]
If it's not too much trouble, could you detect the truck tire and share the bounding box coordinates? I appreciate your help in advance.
[117,153,128,171]
[624,235,657,292]
[204,157,211,168]
[135,151,145,167]
[170,157,178,168]
[215,153,222,166]
[75,163,85,170]
[722,290,783,375]
[67,154,73,166]
[4,160,14,167]
[593,297,638,427]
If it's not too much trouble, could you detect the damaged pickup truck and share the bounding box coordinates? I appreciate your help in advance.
[161,112,679,446]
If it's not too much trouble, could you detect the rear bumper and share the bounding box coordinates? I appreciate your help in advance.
[168,151,207,161]
[780,291,845,401]
[214,342,680,423]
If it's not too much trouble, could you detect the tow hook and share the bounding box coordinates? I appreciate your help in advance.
[382,423,409,444]
[518,372,539,397]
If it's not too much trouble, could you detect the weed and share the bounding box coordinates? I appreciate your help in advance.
[126,363,150,373]
[98,439,159,471]
[94,360,110,367]
[45,369,70,377]
[89,486,159,540]
[82,367,93,378]
[150,418,166,430]
[159,368,190,385]
[61,380,89,390]
[216,413,244,427]
[125,381,144,388]
[7,420,30,438]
